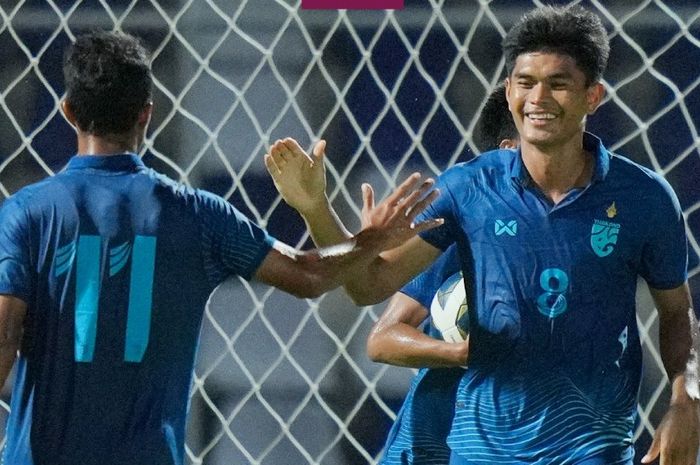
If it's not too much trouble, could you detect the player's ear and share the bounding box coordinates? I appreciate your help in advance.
[60,100,78,128]
[137,102,153,128]
[504,78,512,111]
[586,82,605,114]
[499,138,518,149]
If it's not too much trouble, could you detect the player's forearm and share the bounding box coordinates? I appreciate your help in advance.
[299,197,353,247]
[659,307,700,405]
[343,238,442,306]
[650,285,699,404]
[262,227,405,300]
[0,295,25,390]
[367,323,468,368]
[657,304,699,406]
[0,343,18,391]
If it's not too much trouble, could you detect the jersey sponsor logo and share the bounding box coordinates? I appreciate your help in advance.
[495,219,517,236]
[590,219,620,257]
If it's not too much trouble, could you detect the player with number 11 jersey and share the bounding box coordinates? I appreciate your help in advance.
[0,155,274,464]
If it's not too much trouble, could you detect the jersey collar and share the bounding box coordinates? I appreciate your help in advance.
[510,132,611,186]
[65,153,145,172]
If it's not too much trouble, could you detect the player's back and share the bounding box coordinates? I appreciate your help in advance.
[0,154,272,465]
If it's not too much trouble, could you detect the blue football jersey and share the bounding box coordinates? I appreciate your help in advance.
[380,246,464,465]
[417,133,687,464]
[0,154,275,465]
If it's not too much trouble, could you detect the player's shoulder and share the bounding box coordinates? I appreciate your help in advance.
[608,152,678,201]
[142,168,232,212]
[608,153,659,182]
[0,175,65,215]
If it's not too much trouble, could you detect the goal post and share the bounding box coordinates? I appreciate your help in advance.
[0,1,698,464]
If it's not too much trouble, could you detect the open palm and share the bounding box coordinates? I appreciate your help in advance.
[264,138,327,216]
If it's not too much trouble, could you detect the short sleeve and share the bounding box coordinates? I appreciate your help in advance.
[639,177,688,289]
[0,194,33,301]
[400,245,462,308]
[197,191,276,284]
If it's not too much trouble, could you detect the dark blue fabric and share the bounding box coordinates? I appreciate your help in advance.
[415,134,687,463]
[0,154,274,465]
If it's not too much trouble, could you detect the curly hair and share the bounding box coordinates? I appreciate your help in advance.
[503,5,609,85]
[63,31,152,135]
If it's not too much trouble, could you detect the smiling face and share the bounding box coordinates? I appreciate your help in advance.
[505,52,604,151]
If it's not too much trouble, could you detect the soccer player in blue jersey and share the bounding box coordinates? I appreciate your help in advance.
[268,84,518,465]
[266,5,700,465]
[0,31,441,465]
[366,84,519,465]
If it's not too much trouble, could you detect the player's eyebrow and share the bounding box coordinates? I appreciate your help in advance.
[513,71,574,81]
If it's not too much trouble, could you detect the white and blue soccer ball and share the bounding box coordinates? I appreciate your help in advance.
[430,272,469,343]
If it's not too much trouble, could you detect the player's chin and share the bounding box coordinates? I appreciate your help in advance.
[521,128,563,148]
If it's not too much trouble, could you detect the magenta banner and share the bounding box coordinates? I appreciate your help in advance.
[302,0,404,9]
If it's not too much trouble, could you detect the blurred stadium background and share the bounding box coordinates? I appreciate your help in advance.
[0,0,699,464]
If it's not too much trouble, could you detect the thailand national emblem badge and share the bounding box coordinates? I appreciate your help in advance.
[590,202,620,257]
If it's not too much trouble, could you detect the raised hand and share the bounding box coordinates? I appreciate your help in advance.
[358,173,443,252]
[264,137,327,216]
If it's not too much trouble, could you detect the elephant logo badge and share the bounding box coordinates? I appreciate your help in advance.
[591,219,620,257]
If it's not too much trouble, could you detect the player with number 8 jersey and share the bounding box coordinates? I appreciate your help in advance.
[412,6,696,463]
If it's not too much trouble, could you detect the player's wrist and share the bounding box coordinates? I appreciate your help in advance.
[296,194,332,218]
[448,338,469,366]
[670,374,700,406]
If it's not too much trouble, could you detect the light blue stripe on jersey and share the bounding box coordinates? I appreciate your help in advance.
[380,248,463,465]
[75,235,101,363]
[448,369,634,464]
[124,235,156,363]
[380,367,463,465]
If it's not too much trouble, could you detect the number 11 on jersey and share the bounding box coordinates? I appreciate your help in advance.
[74,235,156,363]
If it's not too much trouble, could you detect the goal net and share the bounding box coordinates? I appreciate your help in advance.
[0,1,698,464]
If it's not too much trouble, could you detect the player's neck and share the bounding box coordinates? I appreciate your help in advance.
[76,131,140,157]
[520,135,594,204]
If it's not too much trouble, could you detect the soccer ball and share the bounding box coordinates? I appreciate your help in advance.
[430,272,469,343]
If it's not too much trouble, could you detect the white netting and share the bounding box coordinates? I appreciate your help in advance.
[0,1,699,464]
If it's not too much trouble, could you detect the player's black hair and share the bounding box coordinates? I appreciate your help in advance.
[475,83,517,151]
[503,5,609,86]
[63,31,152,135]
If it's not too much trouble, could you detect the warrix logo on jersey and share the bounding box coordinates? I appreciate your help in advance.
[495,219,517,236]
[591,203,621,257]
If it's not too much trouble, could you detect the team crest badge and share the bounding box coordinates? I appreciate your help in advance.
[590,218,620,257]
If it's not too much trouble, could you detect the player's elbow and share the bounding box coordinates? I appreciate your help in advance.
[366,333,386,363]
[366,347,385,364]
